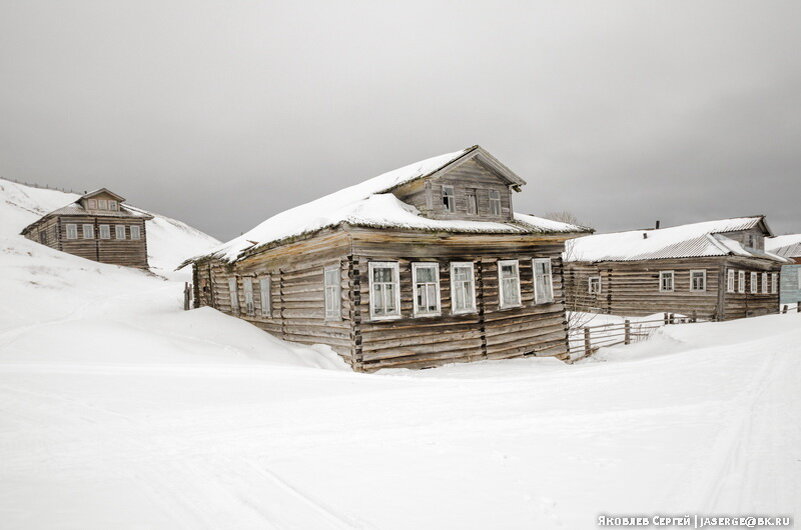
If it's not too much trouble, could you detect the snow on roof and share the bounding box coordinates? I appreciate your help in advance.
[565,216,787,263]
[187,146,589,265]
[766,234,801,258]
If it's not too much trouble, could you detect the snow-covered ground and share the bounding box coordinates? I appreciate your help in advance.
[1,180,799,529]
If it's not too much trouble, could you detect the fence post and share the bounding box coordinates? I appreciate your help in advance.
[183,282,192,311]
[663,312,669,325]
[782,305,788,314]
[669,313,675,325]
[584,327,591,356]
[690,310,697,323]
[624,319,631,345]
[797,303,801,313]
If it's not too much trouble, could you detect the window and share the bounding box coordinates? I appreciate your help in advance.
[738,270,745,293]
[727,269,735,293]
[466,189,477,215]
[130,225,141,240]
[243,277,254,315]
[324,265,341,321]
[588,276,601,295]
[87,199,97,209]
[115,225,126,239]
[39,231,47,244]
[412,263,441,316]
[498,260,521,308]
[533,258,554,304]
[442,186,455,212]
[659,271,674,292]
[98,199,108,210]
[82,224,94,239]
[66,224,78,239]
[488,190,501,216]
[690,270,706,292]
[747,234,755,248]
[750,272,758,294]
[259,277,271,317]
[762,272,768,294]
[450,262,476,314]
[369,262,400,319]
[99,224,110,239]
[228,277,239,312]
[771,273,778,294]
[109,200,118,211]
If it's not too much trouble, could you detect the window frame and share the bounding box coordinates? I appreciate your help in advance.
[450,262,477,315]
[324,265,342,321]
[750,272,758,294]
[727,269,735,293]
[259,276,271,317]
[488,190,501,216]
[441,185,455,213]
[770,273,778,294]
[115,225,126,240]
[498,259,522,309]
[66,223,78,240]
[109,200,118,211]
[762,272,768,294]
[87,199,97,210]
[130,225,141,240]
[659,270,675,293]
[99,224,111,239]
[588,276,601,295]
[411,262,441,317]
[690,269,706,292]
[532,258,554,304]
[98,199,108,210]
[368,261,401,321]
[228,277,239,313]
[82,224,94,239]
[737,270,746,293]
[243,277,254,315]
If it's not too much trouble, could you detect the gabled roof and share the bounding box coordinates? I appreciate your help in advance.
[766,234,801,258]
[565,216,788,263]
[184,145,588,265]
[20,196,152,234]
[81,188,126,202]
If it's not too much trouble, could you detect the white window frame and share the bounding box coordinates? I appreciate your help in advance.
[450,262,477,314]
[259,276,271,317]
[87,199,97,210]
[488,190,501,216]
[243,277,254,315]
[324,265,342,321]
[98,199,108,210]
[130,225,141,240]
[109,200,118,211]
[228,277,239,312]
[411,262,441,317]
[66,224,78,240]
[727,269,735,293]
[762,272,768,294]
[498,259,522,309]
[533,258,554,304]
[770,273,778,294]
[750,272,758,294]
[99,224,110,239]
[368,262,401,320]
[659,271,674,293]
[690,269,706,292]
[82,224,94,239]
[588,276,601,295]
[115,225,126,239]
[442,185,455,213]
[737,270,746,293]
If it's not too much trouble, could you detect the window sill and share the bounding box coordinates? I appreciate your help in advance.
[369,314,403,322]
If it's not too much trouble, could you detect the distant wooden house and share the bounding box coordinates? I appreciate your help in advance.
[181,145,592,371]
[21,188,152,269]
[766,234,801,306]
[563,216,788,320]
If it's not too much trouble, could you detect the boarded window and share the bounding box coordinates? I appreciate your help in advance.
[228,277,239,312]
[450,262,476,314]
[762,272,768,294]
[130,226,141,240]
[412,263,440,316]
[659,271,674,292]
[259,277,271,317]
[369,262,400,319]
[115,225,126,239]
[690,270,706,292]
[727,269,735,293]
[488,190,501,216]
[588,276,601,294]
[750,272,758,294]
[738,270,745,293]
[533,258,554,304]
[324,265,341,321]
[82,224,94,239]
[66,224,78,240]
[99,225,110,239]
[771,273,778,294]
[442,186,455,212]
[466,189,477,215]
[243,278,254,315]
[498,260,521,308]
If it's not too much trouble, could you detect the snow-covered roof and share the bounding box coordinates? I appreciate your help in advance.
[565,216,788,263]
[20,199,153,234]
[766,234,801,258]
[81,188,126,201]
[186,146,590,265]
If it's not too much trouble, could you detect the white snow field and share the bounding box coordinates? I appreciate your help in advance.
[1,181,800,529]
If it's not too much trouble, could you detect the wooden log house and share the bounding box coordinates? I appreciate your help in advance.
[563,216,788,320]
[766,234,801,306]
[20,188,153,269]
[181,145,592,371]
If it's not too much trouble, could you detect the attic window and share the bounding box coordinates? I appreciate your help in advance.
[98,199,108,210]
[442,186,455,213]
[109,200,118,211]
[488,190,501,216]
[88,199,97,209]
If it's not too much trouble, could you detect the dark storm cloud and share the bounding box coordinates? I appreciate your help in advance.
[1,1,799,241]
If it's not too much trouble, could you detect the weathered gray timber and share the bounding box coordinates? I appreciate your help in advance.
[20,188,152,269]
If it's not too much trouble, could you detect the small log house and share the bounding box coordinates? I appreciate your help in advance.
[766,234,801,306]
[563,216,788,320]
[20,188,152,269]
[182,145,592,371]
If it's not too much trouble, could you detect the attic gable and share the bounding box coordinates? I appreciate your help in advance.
[81,188,126,202]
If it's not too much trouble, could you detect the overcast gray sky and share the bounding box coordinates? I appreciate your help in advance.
[1,1,799,241]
